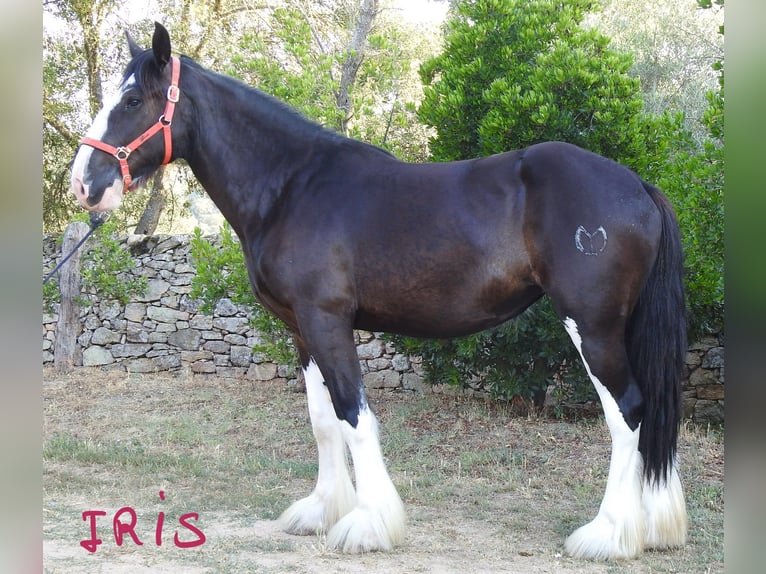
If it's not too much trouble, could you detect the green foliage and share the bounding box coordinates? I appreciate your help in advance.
[43,35,84,232]
[654,127,723,339]
[189,225,297,367]
[225,2,435,162]
[43,278,60,314]
[228,7,344,130]
[418,0,659,172]
[593,0,724,144]
[655,0,724,339]
[44,218,147,308]
[188,224,255,312]
[80,220,148,304]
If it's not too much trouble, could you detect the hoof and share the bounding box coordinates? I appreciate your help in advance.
[326,503,406,553]
[278,490,356,536]
[565,514,644,560]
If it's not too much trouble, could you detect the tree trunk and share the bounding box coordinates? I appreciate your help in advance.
[335,0,379,134]
[134,168,167,235]
[83,26,103,116]
[54,221,89,372]
[69,0,115,116]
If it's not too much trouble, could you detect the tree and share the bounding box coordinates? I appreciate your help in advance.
[419,0,673,171]
[226,0,436,161]
[402,0,695,404]
[653,0,724,338]
[43,0,117,232]
[336,0,380,135]
[43,33,84,232]
[591,0,724,144]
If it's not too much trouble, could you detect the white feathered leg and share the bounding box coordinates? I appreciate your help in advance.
[642,463,687,549]
[278,360,356,535]
[326,401,406,553]
[564,318,645,559]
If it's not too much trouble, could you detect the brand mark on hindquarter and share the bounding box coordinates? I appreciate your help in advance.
[575,225,607,256]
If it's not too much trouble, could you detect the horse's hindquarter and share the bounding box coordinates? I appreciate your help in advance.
[518,142,663,314]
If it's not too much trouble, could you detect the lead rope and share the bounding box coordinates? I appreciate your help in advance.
[42,211,109,285]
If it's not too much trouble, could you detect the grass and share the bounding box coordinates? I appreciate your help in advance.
[43,368,724,573]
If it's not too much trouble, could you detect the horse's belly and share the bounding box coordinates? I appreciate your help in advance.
[354,281,543,339]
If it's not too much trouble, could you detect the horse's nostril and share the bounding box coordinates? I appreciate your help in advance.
[71,177,93,206]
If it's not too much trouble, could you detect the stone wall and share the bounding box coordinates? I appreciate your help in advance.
[683,336,725,425]
[43,232,722,424]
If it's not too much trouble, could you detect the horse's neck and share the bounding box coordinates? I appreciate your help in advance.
[183,70,327,233]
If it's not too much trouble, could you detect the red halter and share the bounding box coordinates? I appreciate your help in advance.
[80,56,181,190]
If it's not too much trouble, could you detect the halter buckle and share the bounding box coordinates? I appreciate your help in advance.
[167,85,180,103]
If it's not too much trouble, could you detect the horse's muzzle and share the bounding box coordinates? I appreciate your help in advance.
[71,173,124,212]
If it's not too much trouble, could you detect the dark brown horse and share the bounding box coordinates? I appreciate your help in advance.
[70,23,687,559]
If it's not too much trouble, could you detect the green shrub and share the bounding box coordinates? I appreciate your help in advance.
[656,9,724,340]
[386,298,590,409]
[43,277,59,313]
[44,219,147,308]
[80,221,148,305]
[189,224,297,368]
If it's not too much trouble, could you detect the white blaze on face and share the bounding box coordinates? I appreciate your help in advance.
[70,75,137,212]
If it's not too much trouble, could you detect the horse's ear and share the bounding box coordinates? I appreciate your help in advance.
[126,32,143,59]
[151,22,172,71]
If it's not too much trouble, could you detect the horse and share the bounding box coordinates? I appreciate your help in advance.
[70,22,688,560]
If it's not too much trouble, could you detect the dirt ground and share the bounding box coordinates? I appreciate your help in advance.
[43,368,724,573]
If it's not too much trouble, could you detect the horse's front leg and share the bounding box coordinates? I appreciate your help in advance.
[278,359,357,536]
[281,310,406,552]
[331,389,406,552]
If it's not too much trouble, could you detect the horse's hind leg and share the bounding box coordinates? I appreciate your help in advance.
[642,457,686,550]
[562,317,645,559]
[278,359,357,536]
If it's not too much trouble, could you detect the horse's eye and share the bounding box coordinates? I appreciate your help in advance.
[125,97,142,110]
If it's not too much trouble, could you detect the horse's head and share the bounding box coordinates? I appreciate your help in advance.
[71,22,182,212]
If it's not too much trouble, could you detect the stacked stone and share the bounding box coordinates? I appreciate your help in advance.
[682,336,725,425]
[355,330,426,392]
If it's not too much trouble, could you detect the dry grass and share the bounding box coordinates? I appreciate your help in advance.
[43,367,723,573]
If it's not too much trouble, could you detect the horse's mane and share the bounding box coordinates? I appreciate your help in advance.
[124,51,396,161]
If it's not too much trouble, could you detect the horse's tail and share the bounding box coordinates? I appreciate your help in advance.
[627,181,687,484]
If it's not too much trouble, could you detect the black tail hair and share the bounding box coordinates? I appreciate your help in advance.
[626,182,687,484]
